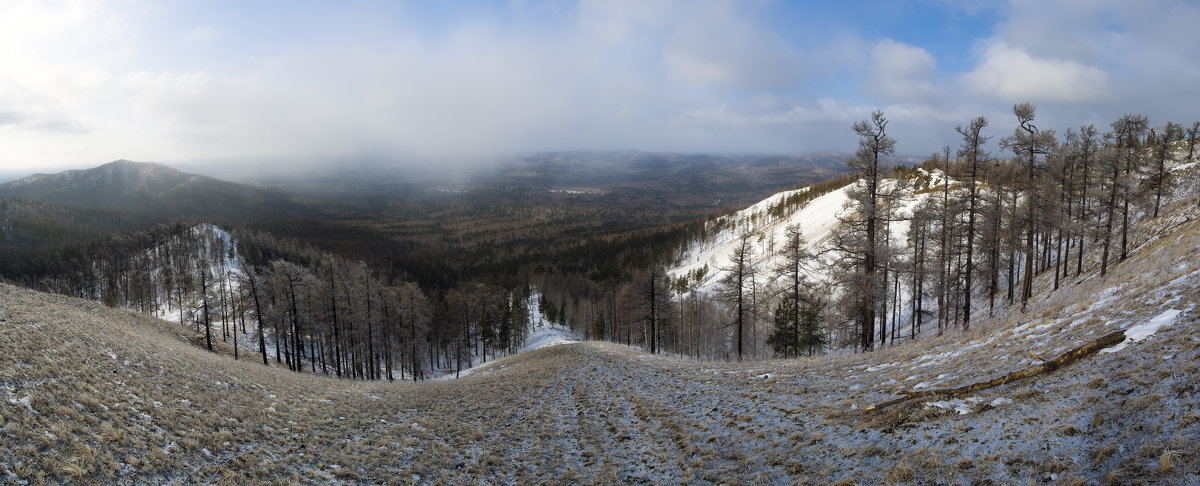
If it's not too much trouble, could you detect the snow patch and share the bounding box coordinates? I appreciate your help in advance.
[520,325,577,353]
[1102,309,1181,353]
[11,395,35,413]
[866,361,899,372]
[989,397,1013,407]
[925,395,1012,415]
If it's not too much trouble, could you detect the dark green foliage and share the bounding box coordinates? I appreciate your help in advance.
[591,313,605,340]
[498,300,513,352]
[768,300,799,358]
[768,299,826,358]
[0,196,153,252]
[798,300,827,357]
[480,310,497,358]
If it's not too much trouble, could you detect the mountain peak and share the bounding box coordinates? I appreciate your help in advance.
[96,159,184,174]
[102,159,153,167]
[0,160,302,220]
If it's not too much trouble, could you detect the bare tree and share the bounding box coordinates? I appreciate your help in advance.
[1188,121,1199,161]
[244,267,270,366]
[636,265,671,354]
[1075,125,1098,276]
[717,231,755,360]
[1147,122,1182,218]
[197,258,213,351]
[1100,114,1149,276]
[1001,102,1055,311]
[956,116,990,327]
[396,281,430,381]
[847,110,895,350]
[936,146,953,334]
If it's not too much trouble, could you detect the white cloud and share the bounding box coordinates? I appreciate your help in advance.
[2,1,1198,170]
[867,39,937,102]
[962,42,1109,103]
[662,7,803,89]
[0,0,834,168]
[581,0,804,90]
[186,25,221,43]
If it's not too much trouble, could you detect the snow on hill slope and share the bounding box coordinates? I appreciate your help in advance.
[1,162,1198,482]
[670,169,950,295]
[431,290,579,380]
[148,223,245,322]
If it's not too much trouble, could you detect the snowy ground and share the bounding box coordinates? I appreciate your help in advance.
[519,324,577,353]
[669,168,950,296]
[431,323,578,381]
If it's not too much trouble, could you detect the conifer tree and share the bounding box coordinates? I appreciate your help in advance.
[767,299,799,358]
[797,298,826,357]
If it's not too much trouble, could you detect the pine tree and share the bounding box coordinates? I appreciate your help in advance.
[499,299,513,351]
[767,299,798,358]
[774,223,811,335]
[797,299,827,357]
[591,313,605,341]
[480,309,496,363]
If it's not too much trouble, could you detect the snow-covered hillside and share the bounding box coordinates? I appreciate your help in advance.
[149,223,245,324]
[431,289,580,380]
[670,168,951,295]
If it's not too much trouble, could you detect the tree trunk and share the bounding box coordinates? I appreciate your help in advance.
[867,329,1125,411]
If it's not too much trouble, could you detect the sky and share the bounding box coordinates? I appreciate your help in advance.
[1,0,1198,172]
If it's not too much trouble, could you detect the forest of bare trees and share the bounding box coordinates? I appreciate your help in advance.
[530,106,1197,359]
[3,222,533,380]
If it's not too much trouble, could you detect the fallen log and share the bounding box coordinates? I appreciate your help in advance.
[866,329,1126,412]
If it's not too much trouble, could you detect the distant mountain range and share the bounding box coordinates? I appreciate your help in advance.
[246,150,871,209]
[0,160,306,222]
